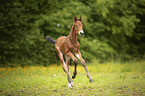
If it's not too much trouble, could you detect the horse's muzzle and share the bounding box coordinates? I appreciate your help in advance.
[79,30,84,37]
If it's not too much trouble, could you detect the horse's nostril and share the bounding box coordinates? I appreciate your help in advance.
[80,32,84,36]
[81,33,84,35]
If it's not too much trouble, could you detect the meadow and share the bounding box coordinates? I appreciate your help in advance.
[0,61,145,96]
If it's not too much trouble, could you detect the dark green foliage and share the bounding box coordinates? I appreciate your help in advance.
[0,0,145,66]
[88,0,139,56]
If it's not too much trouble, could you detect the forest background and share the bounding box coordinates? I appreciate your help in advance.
[0,0,145,66]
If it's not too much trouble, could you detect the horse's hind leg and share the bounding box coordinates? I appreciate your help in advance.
[66,52,78,79]
[65,55,70,72]
[55,46,74,88]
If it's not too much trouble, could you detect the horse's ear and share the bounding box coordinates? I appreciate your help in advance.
[74,16,77,22]
[79,16,83,22]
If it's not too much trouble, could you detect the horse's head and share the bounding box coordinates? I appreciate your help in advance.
[73,16,84,37]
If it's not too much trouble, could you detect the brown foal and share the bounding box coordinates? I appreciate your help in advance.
[46,16,93,88]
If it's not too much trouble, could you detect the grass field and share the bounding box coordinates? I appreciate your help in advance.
[0,61,145,96]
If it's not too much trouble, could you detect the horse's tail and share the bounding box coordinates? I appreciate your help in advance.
[46,36,56,44]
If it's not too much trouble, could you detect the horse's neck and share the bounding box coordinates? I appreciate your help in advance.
[69,26,77,44]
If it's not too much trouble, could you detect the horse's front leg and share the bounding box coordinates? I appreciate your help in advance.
[75,51,93,83]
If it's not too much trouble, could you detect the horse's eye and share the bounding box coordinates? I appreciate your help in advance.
[75,25,77,27]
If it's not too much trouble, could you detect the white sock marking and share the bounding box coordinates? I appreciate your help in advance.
[76,54,80,59]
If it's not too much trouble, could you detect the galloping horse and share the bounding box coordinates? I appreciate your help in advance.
[46,16,93,88]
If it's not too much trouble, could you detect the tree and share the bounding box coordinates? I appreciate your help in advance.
[85,0,141,60]
[0,0,68,66]
[0,0,145,66]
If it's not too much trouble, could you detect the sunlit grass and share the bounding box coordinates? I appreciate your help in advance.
[0,61,145,95]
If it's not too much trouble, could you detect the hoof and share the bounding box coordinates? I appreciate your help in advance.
[67,82,75,88]
[71,82,75,87]
[72,75,76,79]
[89,78,94,83]
[67,82,72,88]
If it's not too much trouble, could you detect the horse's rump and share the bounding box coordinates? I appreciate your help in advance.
[55,36,67,53]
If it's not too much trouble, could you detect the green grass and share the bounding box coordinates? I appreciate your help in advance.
[0,61,145,96]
